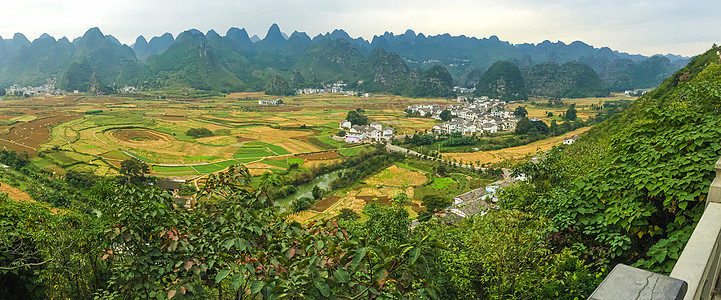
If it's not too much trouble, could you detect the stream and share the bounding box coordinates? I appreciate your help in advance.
[275,169,343,211]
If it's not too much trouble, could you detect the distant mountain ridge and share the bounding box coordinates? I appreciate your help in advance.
[0,25,691,98]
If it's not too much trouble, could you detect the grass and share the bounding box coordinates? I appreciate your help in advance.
[45,151,79,166]
[182,155,221,163]
[10,115,37,122]
[234,147,275,159]
[193,164,227,174]
[428,177,458,190]
[395,162,428,173]
[152,166,199,176]
[265,143,291,155]
[339,146,369,156]
[126,151,157,163]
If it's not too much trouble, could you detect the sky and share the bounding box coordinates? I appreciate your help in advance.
[0,0,718,57]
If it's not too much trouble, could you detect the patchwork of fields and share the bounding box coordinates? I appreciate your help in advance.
[0,93,447,179]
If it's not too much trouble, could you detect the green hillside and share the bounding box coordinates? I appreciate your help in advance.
[524,61,610,98]
[474,60,528,101]
[504,45,721,274]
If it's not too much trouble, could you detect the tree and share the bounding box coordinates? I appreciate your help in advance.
[565,104,577,121]
[336,130,346,137]
[514,106,528,118]
[515,117,532,134]
[346,110,368,125]
[422,194,452,214]
[185,127,214,138]
[118,158,149,184]
[312,185,323,200]
[439,109,453,121]
[0,89,5,96]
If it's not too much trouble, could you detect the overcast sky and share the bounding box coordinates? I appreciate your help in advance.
[0,0,717,57]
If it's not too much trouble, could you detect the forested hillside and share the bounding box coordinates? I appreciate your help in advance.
[0,25,689,97]
[503,45,721,276]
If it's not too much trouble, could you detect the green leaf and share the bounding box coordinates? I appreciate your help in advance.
[427,286,438,299]
[351,247,367,272]
[230,273,244,290]
[250,281,263,294]
[315,280,331,297]
[215,269,231,283]
[408,247,421,265]
[334,269,350,283]
[678,201,688,210]
[654,250,667,263]
[222,238,234,250]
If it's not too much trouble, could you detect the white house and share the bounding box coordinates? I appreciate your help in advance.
[370,122,383,131]
[382,127,395,139]
[339,120,352,129]
[482,123,498,134]
[563,135,579,145]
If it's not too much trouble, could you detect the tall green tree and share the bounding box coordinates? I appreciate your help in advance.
[346,110,368,125]
[439,109,453,121]
[565,104,577,121]
[118,158,150,184]
[514,106,528,117]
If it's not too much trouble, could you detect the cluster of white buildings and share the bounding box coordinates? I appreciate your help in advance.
[624,89,651,97]
[296,81,348,95]
[5,83,62,96]
[407,97,519,135]
[339,121,395,143]
[258,98,283,105]
[118,86,138,93]
[343,91,372,98]
[453,86,476,94]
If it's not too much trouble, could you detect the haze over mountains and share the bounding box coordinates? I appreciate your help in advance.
[0,24,690,98]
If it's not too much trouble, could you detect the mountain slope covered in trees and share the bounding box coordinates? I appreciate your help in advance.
[0,25,690,97]
[503,45,721,277]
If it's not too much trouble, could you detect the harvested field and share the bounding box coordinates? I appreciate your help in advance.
[110,128,170,143]
[312,195,341,212]
[0,114,78,156]
[244,161,282,176]
[364,165,428,187]
[161,115,189,121]
[238,127,320,154]
[294,151,339,160]
[226,92,267,99]
[105,128,239,162]
[303,158,342,169]
[287,211,318,223]
[443,127,591,164]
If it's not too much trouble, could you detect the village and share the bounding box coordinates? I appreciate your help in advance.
[408,96,519,136]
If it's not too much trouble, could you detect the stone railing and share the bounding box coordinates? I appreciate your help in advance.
[589,157,721,300]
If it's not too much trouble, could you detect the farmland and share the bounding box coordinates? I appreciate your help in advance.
[0,93,448,179]
[0,91,616,223]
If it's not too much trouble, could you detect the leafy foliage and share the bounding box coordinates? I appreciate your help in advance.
[503,46,721,274]
[185,127,214,138]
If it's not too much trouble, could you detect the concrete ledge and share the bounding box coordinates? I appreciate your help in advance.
[589,264,687,300]
[707,157,721,205]
[670,203,721,300]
